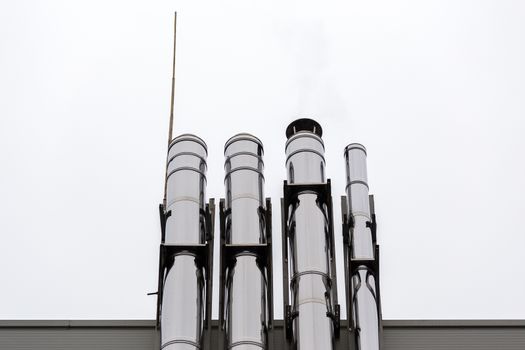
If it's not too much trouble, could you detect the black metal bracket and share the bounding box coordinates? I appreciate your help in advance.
[285,305,298,340]
[281,179,341,346]
[154,200,215,350]
[327,304,341,338]
[218,198,274,350]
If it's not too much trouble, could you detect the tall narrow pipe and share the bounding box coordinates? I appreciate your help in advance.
[285,119,335,350]
[162,134,208,350]
[223,134,268,350]
[344,143,380,350]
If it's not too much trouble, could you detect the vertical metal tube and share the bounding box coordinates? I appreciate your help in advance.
[162,134,208,350]
[285,119,334,350]
[223,134,268,350]
[344,143,380,350]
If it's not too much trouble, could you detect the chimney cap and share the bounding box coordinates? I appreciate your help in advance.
[286,118,323,139]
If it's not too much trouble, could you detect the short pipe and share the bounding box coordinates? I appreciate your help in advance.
[344,143,380,350]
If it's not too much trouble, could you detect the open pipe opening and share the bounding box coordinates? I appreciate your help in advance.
[345,143,380,350]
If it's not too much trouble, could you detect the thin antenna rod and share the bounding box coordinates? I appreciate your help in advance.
[168,12,177,145]
[164,12,177,205]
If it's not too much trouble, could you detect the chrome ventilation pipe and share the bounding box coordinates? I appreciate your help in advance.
[161,134,208,350]
[283,119,336,350]
[223,134,268,350]
[344,144,380,350]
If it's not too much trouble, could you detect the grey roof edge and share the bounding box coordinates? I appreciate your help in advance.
[0,320,157,328]
[1,319,525,328]
[382,319,525,328]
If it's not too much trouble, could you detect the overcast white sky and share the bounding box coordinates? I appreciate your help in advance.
[1,0,524,320]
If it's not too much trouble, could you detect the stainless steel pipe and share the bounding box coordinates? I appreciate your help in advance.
[285,119,334,350]
[223,134,268,350]
[344,143,379,350]
[162,134,208,350]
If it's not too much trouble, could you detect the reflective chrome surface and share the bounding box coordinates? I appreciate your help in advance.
[285,120,334,350]
[351,268,379,350]
[166,134,207,245]
[224,134,268,350]
[161,254,204,350]
[344,143,380,350]
[224,134,265,244]
[345,144,373,260]
[285,132,325,184]
[162,134,208,350]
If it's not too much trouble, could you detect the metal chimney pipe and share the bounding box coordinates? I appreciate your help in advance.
[223,134,268,350]
[284,119,336,350]
[344,143,380,350]
[161,134,208,350]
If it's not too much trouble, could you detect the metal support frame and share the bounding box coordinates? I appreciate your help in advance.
[341,195,383,350]
[281,179,341,349]
[218,198,274,350]
[154,199,215,350]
